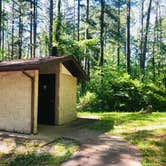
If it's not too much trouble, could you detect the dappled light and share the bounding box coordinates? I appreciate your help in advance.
[0,135,78,165]
[0,0,165,165]
[78,112,166,166]
[123,129,166,166]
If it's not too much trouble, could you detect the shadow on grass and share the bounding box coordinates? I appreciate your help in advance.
[70,117,114,133]
[1,152,71,166]
[0,134,78,166]
[72,112,164,133]
[122,129,166,166]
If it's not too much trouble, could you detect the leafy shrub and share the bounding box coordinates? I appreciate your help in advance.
[142,84,166,112]
[79,68,166,112]
[78,91,97,111]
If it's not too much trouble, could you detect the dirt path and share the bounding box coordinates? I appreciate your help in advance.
[60,130,142,166]
[0,124,142,166]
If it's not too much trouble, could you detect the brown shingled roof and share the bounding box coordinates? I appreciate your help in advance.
[0,56,88,80]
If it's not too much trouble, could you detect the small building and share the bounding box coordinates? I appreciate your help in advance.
[0,56,87,134]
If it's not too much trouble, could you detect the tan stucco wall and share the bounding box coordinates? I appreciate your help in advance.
[0,70,38,134]
[61,65,72,76]
[57,64,77,124]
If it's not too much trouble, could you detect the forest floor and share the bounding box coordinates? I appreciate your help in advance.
[0,123,142,166]
[0,112,165,166]
[0,134,78,165]
[77,112,166,166]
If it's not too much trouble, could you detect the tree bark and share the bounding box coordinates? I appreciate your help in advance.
[33,0,38,58]
[84,0,89,72]
[54,0,61,43]
[117,0,121,67]
[0,0,2,51]
[152,18,157,81]
[11,0,15,59]
[152,1,159,81]
[139,0,144,70]
[99,0,105,66]
[18,2,23,59]
[30,0,33,58]
[141,0,152,72]
[126,0,131,73]
[49,0,53,55]
[77,0,80,41]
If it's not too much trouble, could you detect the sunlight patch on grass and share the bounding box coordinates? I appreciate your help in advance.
[78,111,166,166]
[0,137,79,166]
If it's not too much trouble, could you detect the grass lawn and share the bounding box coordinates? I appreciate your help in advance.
[0,136,78,166]
[78,111,166,166]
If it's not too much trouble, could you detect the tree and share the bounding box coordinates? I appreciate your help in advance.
[0,0,2,52]
[139,0,144,63]
[99,0,105,66]
[0,0,165,90]
[33,0,38,57]
[49,0,53,55]
[84,0,90,75]
[77,0,80,41]
[11,0,15,59]
[54,0,61,44]
[18,1,23,59]
[117,0,121,67]
[126,0,131,73]
[140,0,152,73]
[30,0,33,58]
[151,0,159,81]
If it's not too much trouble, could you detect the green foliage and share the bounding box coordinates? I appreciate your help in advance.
[57,37,83,58]
[142,84,166,111]
[79,67,166,112]
[9,153,56,166]
[55,37,99,63]
[79,91,97,111]
[5,151,72,166]
[1,137,79,166]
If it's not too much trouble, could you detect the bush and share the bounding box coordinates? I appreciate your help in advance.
[79,69,166,112]
[78,91,97,111]
[142,84,166,112]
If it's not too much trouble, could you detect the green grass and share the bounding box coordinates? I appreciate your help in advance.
[0,137,79,166]
[78,111,166,166]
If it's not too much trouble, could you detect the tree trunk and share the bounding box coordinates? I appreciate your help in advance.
[84,0,89,73]
[30,0,33,58]
[73,0,76,39]
[126,0,131,73]
[152,19,157,81]
[152,1,159,81]
[0,0,2,51]
[2,12,4,58]
[49,0,53,55]
[11,0,15,59]
[33,0,38,57]
[18,3,23,59]
[117,0,121,67]
[77,0,80,41]
[141,0,152,72]
[140,0,144,71]
[99,0,105,66]
[54,0,61,43]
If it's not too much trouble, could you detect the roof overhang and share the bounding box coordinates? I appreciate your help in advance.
[0,56,89,81]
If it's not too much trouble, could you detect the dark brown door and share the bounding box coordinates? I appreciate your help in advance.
[38,74,55,125]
